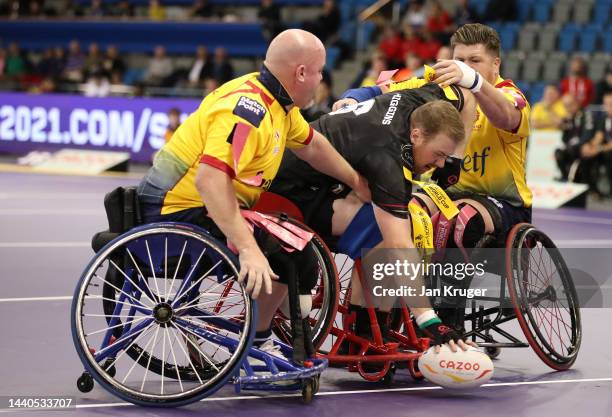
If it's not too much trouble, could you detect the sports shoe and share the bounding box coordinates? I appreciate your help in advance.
[248,339,289,367]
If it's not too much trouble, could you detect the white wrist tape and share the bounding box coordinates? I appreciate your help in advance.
[453,60,484,93]
[416,309,440,328]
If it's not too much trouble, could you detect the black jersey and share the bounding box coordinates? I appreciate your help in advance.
[270,83,463,219]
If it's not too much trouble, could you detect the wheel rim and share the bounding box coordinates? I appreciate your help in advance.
[506,224,582,370]
[72,226,253,405]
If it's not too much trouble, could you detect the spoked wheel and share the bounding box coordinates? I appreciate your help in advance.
[271,218,339,351]
[71,223,255,406]
[505,223,581,370]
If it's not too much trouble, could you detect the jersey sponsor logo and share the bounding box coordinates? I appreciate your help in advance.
[461,146,490,177]
[382,93,402,125]
[233,96,267,127]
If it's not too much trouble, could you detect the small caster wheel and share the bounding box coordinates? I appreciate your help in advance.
[301,379,314,404]
[312,375,320,394]
[77,372,94,393]
[485,347,501,359]
[102,359,116,378]
[408,359,425,381]
[381,366,395,387]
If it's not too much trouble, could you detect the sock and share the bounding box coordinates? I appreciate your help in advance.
[253,328,272,347]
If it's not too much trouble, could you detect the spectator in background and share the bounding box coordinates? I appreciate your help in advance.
[531,84,568,130]
[560,56,594,109]
[5,42,27,78]
[203,77,218,95]
[393,52,423,81]
[84,69,110,97]
[209,47,233,85]
[191,0,215,18]
[580,91,612,196]
[87,0,106,17]
[102,45,126,84]
[400,24,423,62]
[52,46,66,76]
[416,29,441,62]
[426,1,453,44]
[484,0,517,22]
[378,26,404,69]
[84,42,104,79]
[112,0,135,17]
[145,46,173,86]
[436,45,451,60]
[402,0,426,28]
[301,69,335,121]
[164,107,181,143]
[59,0,84,17]
[350,50,387,87]
[187,45,212,88]
[37,48,57,79]
[258,0,282,41]
[63,40,85,82]
[149,0,166,20]
[26,0,46,17]
[302,0,340,43]
[453,0,479,27]
[595,67,612,105]
[554,94,596,183]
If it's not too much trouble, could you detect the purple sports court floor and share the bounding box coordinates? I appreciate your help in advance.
[1,170,611,417]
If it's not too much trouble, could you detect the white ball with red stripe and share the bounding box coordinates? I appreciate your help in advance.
[418,345,494,389]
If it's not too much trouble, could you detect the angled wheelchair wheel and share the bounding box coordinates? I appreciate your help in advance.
[505,223,581,370]
[271,217,339,350]
[71,223,255,406]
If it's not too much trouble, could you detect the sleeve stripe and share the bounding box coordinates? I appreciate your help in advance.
[200,155,236,179]
[303,127,314,146]
[232,122,252,170]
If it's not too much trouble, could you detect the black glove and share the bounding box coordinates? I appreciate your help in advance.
[421,321,462,346]
[431,156,462,189]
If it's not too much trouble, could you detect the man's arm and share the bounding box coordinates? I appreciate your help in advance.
[432,60,522,132]
[291,130,371,202]
[371,204,430,317]
[372,204,476,351]
[195,164,278,299]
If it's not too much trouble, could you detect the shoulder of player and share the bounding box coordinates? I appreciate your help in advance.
[209,85,271,128]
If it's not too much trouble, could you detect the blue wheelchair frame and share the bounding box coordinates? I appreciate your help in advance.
[72,222,326,407]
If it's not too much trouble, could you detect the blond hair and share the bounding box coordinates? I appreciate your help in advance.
[411,100,464,143]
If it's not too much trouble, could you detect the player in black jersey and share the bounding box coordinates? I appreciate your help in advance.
[269,83,478,349]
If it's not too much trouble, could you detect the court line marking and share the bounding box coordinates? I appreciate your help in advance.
[0,242,90,248]
[0,209,100,215]
[0,296,73,303]
[0,163,142,179]
[1,377,611,411]
[0,193,102,199]
[534,213,612,226]
[555,239,612,247]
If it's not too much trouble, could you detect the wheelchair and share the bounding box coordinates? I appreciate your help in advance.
[71,187,327,407]
[264,191,582,383]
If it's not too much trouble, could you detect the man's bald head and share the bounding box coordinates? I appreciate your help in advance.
[264,29,326,109]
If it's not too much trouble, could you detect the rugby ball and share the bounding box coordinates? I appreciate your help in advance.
[418,345,494,389]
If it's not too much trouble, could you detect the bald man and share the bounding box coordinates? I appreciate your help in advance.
[137,29,370,354]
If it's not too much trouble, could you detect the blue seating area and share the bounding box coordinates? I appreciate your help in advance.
[0,20,268,56]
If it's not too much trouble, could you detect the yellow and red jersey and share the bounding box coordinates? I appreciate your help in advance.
[138,69,313,216]
[389,76,532,207]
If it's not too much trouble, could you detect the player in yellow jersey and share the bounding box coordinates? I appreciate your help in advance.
[334,23,531,329]
[137,29,370,350]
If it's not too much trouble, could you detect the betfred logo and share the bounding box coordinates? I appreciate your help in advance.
[439,360,481,371]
